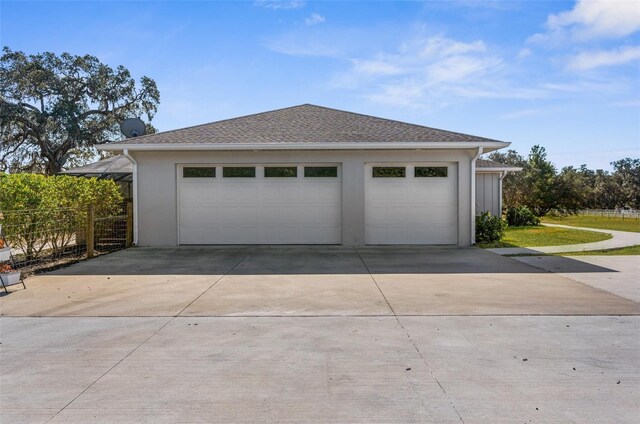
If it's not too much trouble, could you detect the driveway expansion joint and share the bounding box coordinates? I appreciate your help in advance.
[44,248,253,422]
[44,316,173,423]
[175,247,251,317]
[354,247,465,423]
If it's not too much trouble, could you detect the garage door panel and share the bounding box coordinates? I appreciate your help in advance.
[198,210,219,226]
[387,206,408,223]
[365,206,390,225]
[179,207,201,223]
[407,206,455,224]
[218,206,258,224]
[260,206,300,225]
[306,184,339,201]
[199,227,220,242]
[219,227,257,244]
[407,185,449,199]
[218,184,257,203]
[298,205,341,225]
[179,164,341,244]
[378,228,409,245]
[181,186,207,206]
[365,163,457,245]
[259,184,299,203]
[179,227,202,244]
[277,185,301,203]
[408,227,454,244]
[387,186,408,202]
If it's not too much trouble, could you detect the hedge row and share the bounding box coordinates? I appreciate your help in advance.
[0,173,123,259]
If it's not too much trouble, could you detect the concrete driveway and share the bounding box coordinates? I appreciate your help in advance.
[1,247,639,423]
[2,246,639,317]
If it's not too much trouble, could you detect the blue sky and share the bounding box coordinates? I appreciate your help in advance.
[2,0,639,170]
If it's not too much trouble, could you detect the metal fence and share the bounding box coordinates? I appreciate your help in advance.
[0,202,132,276]
[578,209,640,219]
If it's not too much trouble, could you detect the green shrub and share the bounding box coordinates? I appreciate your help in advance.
[476,211,506,243]
[0,173,123,259]
[505,205,540,227]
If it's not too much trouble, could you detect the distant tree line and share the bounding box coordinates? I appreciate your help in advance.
[488,146,640,216]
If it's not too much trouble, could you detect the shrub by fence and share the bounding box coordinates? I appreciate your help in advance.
[0,203,132,274]
[505,206,540,227]
[0,173,128,275]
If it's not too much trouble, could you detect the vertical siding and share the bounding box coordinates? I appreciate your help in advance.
[476,172,501,217]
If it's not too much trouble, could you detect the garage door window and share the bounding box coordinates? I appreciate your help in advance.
[304,166,338,177]
[223,167,256,178]
[265,166,297,177]
[183,167,215,178]
[372,167,405,178]
[415,167,448,178]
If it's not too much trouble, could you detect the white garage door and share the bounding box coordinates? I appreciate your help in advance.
[365,163,457,245]
[178,164,342,244]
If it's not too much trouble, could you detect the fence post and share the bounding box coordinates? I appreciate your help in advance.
[87,204,95,258]
[126,200,133,247]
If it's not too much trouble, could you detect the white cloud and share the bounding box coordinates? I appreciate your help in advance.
[567,45,640,70]
[530,0,640,43]
[265,27,376,58]
[517,48,532,59]
[540,79,626,95]
[351,59,403,76]
[501,108,543,120]
[268,26,630,110]
[335,36,522,107]
[304,13,325,26]
[450,85,548,100]
[427,55,500,83]
[419,37,486,57]
[549,0,640,39]
[611,99,640,107]
[368,81,428,108]
[254,0,305,10]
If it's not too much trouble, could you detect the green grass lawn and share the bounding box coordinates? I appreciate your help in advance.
[505,245,640,257]
[556,245,640,256]
[477,225,612,248]
[542,214,640,233]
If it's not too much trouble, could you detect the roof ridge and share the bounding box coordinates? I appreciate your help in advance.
[102,103,508,146]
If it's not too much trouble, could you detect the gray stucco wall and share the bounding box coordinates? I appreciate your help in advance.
[476,172,501,217]
[132,149,476,246]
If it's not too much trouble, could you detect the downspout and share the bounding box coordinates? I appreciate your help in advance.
[470,147,483,245]
[122,149,138,246]
[498,171,507,216]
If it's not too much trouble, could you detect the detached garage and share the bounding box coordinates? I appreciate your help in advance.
[98,104,511,246]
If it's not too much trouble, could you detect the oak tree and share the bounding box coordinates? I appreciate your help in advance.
[0,47,159,174]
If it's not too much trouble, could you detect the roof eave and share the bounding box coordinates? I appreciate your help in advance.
[98,141,510,152]
[476,166,523,172]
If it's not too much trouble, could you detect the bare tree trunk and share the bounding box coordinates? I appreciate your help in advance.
[44,153,65,175]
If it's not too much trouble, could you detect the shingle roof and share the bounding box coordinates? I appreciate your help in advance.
[60,155,132,174]
[476,159,522,170]
[106,104,506,146]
